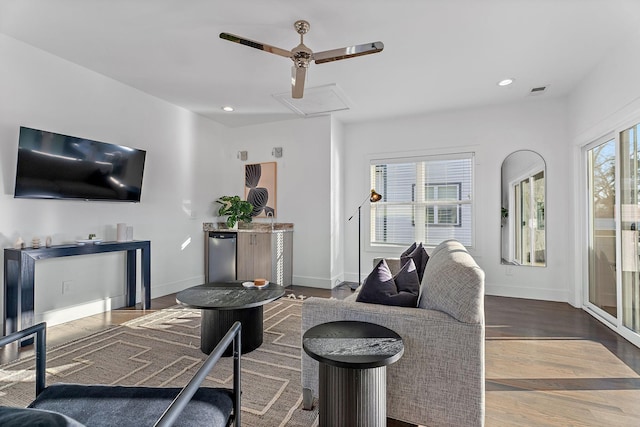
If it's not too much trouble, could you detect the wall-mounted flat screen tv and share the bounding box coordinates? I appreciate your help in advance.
[14,126,146,202]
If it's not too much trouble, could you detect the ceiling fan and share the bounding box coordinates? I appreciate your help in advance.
[220,20,384,99]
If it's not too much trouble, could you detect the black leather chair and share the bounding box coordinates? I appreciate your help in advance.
[0,321,241,426]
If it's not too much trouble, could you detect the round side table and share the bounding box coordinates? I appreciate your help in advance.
[176,281,285,355]
[303,320,404,427]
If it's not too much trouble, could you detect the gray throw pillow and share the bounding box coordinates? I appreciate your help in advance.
[356,259,419,307]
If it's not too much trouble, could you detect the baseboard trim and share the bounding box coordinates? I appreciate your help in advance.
[292,275,332,289]
[35,275,207,327]
[37,295,127,327]
[486,283,569,303]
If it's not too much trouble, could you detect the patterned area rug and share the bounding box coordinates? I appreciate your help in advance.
[0,297,319,426]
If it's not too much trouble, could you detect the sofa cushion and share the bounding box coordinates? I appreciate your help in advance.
[418,239,484,324]
[401,242,429,283]
[356,259,419,307]
[29,384,233,427]
[0,406,85,427]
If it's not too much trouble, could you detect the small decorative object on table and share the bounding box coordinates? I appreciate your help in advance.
[14,237,24,249]
[45,236,52,248]
[76,234,103,245]
[216,195,253,229]
[117,223,127,242]
[31,238,40,249]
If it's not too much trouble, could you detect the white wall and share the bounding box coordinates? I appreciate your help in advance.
[344,99,573,302]
[568,37,640,144]
[0,34,226,326]
[330,117,346,287]
[220,115,334,288]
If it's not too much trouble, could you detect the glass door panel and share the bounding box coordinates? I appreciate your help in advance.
[620,125,640,333]
[514,184,522,263]
[587,139,617,318]
[521,178,532,265]
[532,171,546,265]
[512,172,545,266]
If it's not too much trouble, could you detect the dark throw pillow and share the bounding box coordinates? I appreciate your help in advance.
[400,242,417,258]
[356,259,419,307]
[395,258,421,295]
[401,242,429,283]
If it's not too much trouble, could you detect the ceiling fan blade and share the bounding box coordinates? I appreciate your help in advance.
[291,66,307,99]
[219,32,291,58]
[313,41,384,64]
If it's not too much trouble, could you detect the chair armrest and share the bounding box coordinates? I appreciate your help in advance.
[154,321,242,427]
[0,322,47,395]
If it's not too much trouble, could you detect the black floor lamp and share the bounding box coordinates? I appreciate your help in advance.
[348,189,382,290]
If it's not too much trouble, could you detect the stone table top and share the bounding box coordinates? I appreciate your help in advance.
[176,281,285,310]
[303,321,404,369]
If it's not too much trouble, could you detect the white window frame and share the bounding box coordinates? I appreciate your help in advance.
[426,183,462,226]
[368,151,475,250]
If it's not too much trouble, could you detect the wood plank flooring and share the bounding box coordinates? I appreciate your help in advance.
[2,285,640,426]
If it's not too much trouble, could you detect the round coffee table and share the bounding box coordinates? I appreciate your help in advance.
[176,281,285,355]
[303,321,404,427]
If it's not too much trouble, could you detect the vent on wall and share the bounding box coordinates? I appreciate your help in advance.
[273,83,352,117]
[529,85,548,96]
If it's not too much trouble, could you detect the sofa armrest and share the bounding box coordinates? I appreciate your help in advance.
[301,297,484,426]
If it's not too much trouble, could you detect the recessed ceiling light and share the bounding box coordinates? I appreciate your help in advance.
[222,106,234,112]
[498,78,515,87]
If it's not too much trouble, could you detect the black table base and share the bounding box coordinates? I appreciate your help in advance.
[201,306,263,356]
[319,364,387,427]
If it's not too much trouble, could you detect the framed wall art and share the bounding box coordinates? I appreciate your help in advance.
[245,162,277,217]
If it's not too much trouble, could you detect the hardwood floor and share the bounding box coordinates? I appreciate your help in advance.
[2,285,640,426]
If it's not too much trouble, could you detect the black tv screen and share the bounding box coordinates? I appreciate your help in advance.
[14,127,146,202]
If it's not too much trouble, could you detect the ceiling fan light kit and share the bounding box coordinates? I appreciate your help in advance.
[220,20,384,99]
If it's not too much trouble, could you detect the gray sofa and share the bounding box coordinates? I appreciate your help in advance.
[301,239,485,426]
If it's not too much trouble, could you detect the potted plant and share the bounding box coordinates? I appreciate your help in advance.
[216,195,253,229]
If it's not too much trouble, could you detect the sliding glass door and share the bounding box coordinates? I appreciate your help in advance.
[587,139,617,318]
[586,124,640,340]
[620,125,640,334]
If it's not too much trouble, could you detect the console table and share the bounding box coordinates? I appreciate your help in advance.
[3,240,151,342]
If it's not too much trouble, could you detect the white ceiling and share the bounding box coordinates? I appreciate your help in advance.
[1,0,640,127]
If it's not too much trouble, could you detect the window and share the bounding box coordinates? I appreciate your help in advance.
[412,183,462,226]
[370,153,474,247]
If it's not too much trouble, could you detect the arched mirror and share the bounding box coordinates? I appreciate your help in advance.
[501,150,546,266]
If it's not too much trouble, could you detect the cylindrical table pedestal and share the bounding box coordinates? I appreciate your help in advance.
[318,363,387,427]
[201,306,263,355]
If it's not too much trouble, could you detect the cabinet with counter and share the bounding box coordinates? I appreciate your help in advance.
[203,223,293,287]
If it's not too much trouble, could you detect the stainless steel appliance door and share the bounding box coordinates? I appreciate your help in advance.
[207,232,237,282]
